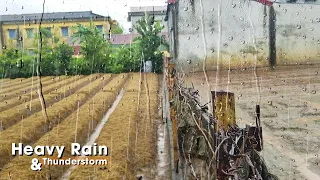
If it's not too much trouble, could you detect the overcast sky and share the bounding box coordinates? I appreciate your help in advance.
[0,0,166,32]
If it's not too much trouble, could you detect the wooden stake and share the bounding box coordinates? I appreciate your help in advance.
[125,117,131,178]
[135,121,138,158]
[74,101,80,143]
[110,136,112,168]
[20,115,24,143]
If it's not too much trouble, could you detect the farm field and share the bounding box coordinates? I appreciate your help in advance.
[185,65,320,180]
[0,73,160,180]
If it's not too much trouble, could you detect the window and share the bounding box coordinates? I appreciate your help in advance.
[96,25,103,31]
[8,29,16,39]
[26,28,34,38]
[46,27,52,37]
[28,49,35,56]
[61,27,69,37]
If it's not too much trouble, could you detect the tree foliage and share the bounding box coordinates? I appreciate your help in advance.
[54,43,74,75]
[0,15,168,78]
[134,13,168,73]
[111,22,124,34]
[109,43,142,73]
[72,19,111,74]
[0,28,74,78]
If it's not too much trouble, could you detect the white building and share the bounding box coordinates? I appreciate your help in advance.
[128,6,168,34]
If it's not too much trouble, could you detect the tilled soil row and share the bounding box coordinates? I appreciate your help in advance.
[0,74,112,169]
[0,74,130,179]
[0,74,105,131]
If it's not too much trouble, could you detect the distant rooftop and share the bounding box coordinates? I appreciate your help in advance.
[110,34,137,45]
[130,6,167,13]
[128,6,167,22]
[0,11,109,23]
[167,0,177,4]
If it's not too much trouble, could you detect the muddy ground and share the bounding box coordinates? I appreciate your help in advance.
[183,65,320,180]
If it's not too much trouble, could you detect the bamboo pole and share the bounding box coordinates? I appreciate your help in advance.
[125,117,131,178]
[74,101,80,143]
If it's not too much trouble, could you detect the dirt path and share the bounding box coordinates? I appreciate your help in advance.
[263,132,319,180]
[239,106,319,180]
[61,89,125,180]
[185,65,320,179]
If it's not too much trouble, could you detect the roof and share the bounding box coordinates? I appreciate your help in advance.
[0,11,109,23]
[110,34,137,45]
[255,0,273,6]
[128,6,167,22]
[167,0,177,4]
[130,6,167,13]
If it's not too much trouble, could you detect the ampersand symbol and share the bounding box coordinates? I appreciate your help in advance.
[30,158,42,171]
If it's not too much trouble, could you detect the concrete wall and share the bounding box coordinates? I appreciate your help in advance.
[274,3,320,64]
[168,0,320,72]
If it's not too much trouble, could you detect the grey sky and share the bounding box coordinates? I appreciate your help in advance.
[0,0,166,32]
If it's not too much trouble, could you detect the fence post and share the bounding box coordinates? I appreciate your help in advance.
[211,91,236,131]
[211,91,236,179]
[165,56,179,173]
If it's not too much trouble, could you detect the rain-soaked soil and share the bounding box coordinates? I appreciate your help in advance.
[184,65,320,180]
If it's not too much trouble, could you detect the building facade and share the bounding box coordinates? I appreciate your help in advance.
[0,11,111,55]
[128,6,168,34]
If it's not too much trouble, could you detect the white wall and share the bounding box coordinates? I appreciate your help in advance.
[274,3,320,64]
[170,0,320,72]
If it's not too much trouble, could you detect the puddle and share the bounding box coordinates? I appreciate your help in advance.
[60,89,124,180]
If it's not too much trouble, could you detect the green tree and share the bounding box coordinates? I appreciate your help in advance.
[134,13,168,73]
[0,48,35,78]
[72,19,111,74]
[110,44,141,73]
[111,22,124,34]
[54,43,74,75]
[33,28,59,76]
[0,48,20,78]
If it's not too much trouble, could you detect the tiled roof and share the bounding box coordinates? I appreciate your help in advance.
[167,0,177,4]
[0,11,109,23]
[110,34,136,45]
[256,0,273,6]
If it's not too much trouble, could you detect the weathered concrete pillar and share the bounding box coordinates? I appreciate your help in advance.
[269,6,277,68]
